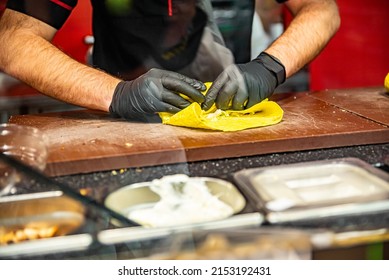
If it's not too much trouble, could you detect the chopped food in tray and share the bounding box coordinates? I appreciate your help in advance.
[0,225,58,245]
[0,191,85,246]
[148,229,311,260]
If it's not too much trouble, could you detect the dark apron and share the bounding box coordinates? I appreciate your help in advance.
[91,0,234,81]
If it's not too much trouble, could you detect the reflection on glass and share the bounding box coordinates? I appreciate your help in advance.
[0,124,48,196]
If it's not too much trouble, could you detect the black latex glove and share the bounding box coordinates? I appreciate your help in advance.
[202,52,286,111]
[109,69,206,120]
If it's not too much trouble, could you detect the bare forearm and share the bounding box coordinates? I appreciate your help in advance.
[0,10,120,112]
[264,0,340,78]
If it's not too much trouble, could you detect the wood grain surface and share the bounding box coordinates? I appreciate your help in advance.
[311,87,389,126]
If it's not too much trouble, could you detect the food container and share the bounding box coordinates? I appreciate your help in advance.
[146,228,312,260]
[233,158,389,224]
[104,174,247,228]
[0,233,93,259]
[0,191,88,257]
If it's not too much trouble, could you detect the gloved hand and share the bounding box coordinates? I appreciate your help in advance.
[202,52,286,111]
[109,68,206,120]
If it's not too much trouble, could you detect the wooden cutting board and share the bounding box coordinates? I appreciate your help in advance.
[9,87,389,176]
[311,87,389,126]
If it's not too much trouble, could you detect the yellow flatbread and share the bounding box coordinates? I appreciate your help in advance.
[159,83,284,132]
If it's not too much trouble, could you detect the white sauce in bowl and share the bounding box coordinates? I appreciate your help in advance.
[128,174,234,227]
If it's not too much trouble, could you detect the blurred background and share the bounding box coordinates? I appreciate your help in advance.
[1,0,388,122]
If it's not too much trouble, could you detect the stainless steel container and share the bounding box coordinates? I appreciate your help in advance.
[234,158,389,223]
[0,191,91,258]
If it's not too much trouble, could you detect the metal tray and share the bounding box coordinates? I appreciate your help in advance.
[147,228,312,260]
[233,158,389,223]
[104,175,246,227]
[98,212,263,245]
[0,191,86,247]
[0,234,93,258]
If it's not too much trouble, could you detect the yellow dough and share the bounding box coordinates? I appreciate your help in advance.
[159,83,284,132]
[385,72,389,92]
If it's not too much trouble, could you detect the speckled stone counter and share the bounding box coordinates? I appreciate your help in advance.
[54,143,388,203]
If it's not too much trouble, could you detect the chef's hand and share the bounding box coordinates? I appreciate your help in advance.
[202,52,286,111]
[109,68,206,120]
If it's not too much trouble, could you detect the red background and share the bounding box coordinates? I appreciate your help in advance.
[308,0,389,90]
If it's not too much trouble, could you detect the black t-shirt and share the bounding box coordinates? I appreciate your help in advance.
[6,0,288,79]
